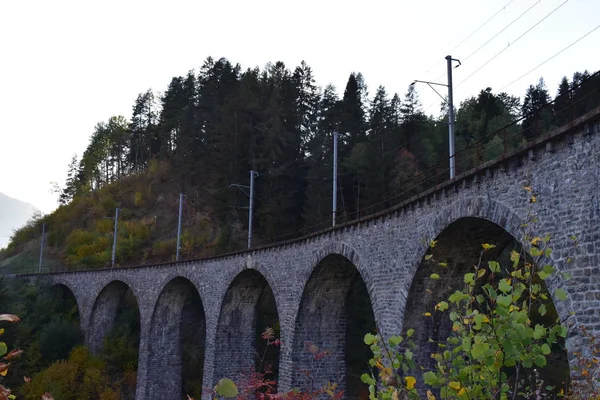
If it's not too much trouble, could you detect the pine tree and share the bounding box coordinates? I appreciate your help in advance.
[128,89,158,172]
[553,76,572,127]
[59,155,81,205]
[522,78,551,140]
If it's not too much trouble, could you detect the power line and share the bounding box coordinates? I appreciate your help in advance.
[499,23,600,92]
[418,0,517,79]
[462,0,543,63]
[457,0,571,88]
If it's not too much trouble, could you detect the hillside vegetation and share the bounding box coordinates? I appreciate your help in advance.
[1,57,598,271]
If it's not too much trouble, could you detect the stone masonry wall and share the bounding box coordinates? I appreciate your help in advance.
[27,109,600,400]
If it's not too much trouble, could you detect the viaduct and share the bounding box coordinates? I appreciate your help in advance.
[21,107,600,399]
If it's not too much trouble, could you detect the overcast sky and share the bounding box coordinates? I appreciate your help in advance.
[1,0,598,214]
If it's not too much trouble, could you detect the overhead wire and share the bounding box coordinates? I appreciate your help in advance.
[417,0,517,80]
[414,0,518,101]
[456,0,571,88]
[498,23,600,92]
[461,0,543,63]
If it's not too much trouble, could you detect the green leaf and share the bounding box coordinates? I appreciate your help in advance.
[464,273,475,284]
[488,261,501,273]
[364,333,377,345]
[0,342,6,357]
[538,271,550,280]
[389,335,403,347]
[541,343,551,355]
[510,250,520,269]
[555,288,568,301]
[430,273,440,280]
[530,247,542,257]
[538,303,547,316]
[449,291,464,304]
[436,301,449,311]
[497,295,511,307]
[533,324,546,339]
[361,373,376,385]
[406,328,415,338]
[499,278,512,294]
[471,342,490,360]
[215,378,239,398]
[559,325,568,338]
[423,371,441,387]
[534,355,547,367]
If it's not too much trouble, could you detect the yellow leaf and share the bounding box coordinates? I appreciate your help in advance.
[524,186,532,192]
[530,237,541,246]
[530,195,537,203]
[426,390,437,400]
[458,388,466,396]
[0,367,7,376]
[477,269,486,278]
[0,328,4,336]
[405,376,417,390]
[375,360,384,370]
[449,381,461,391]
[423,312,432,317]
[380,367,393,380]
[391,390,400,400]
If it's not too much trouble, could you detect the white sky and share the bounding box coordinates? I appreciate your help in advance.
[1,0,598,214]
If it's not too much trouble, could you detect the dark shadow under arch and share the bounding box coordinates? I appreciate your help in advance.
[214,269,280,388]
[38,283,83,362]
[87,280,140,399]
[146,277,206,400]
[292,254,376,400]
[403,217,569,394]
[88,280,138,353]
[50,283,80,324]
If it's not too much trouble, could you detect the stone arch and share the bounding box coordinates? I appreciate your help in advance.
[292,250,377,400]
[306,241,382,326]
[49,283,81,323]
[214,268,280,385]
[403,206,570,393]
[404,196,575,326]
[87,280,140,354]
[146,277,206,400]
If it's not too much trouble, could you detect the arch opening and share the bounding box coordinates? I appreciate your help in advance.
[89,280,140,399]
[39,284,83,362]
[214,269,280,390]
[146,277,206,400]
[292,254,376,400]
[403,217,568,395]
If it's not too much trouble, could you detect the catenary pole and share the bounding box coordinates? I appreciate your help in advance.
[111,208,119,268]
[332,132,339,227]
[38,223,45,272]
[446,55,457,179]
[248,170,258,249]
[176,193,183,261]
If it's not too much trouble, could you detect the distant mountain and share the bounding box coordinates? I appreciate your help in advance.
[0,192,37,250]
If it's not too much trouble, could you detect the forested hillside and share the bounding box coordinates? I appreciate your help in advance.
[1,57,599,270]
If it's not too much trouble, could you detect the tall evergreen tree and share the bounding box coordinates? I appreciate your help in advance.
[522,78,551,140]
[553,76,572,127]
